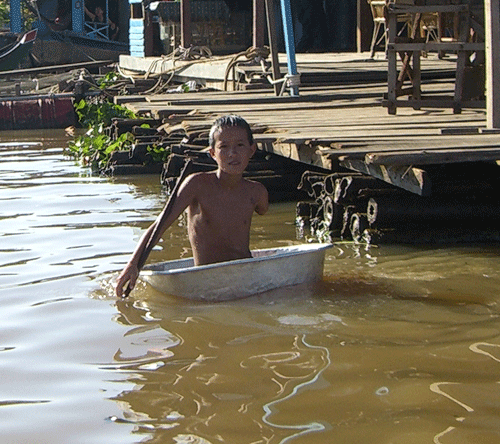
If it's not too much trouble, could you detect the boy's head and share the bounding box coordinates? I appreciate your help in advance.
[209,115,254,149]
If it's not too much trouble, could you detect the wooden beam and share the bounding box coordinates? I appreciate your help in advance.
[266,141,333,169]
[180,0,191,48]
[387,7,398,114]
[144,8,154,56]
[254,0,266,48]
[387,42,484,52]
[389,4,468,14]
[265,0,282,95]
[357,0,372,52]
[365,147,500,165]
[339,158,431,196]
[485,0,500,128]
[0,60,114,78]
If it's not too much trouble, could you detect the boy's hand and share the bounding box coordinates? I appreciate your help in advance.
[115,265,139,298]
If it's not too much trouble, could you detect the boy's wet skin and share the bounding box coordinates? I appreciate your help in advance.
[115,116,268,297]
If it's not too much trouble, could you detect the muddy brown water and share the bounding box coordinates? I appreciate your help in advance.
[1,130,500,444]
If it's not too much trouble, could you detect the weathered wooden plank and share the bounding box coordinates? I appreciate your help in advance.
[263,141,333,170]
[382,98,485,110]
[389,4,469,13]
[365,147,500,165]
[339,158,431,196]
[388,42,484,52]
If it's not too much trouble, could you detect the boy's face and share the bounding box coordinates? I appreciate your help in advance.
[209,126,256,176]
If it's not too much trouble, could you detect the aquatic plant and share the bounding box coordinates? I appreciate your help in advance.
[68,129,134,171]
[68,97,170,172]
[74,97,135,128]
[67,98,136,171]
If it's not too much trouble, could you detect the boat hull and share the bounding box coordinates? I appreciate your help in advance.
[0,29,37,71]
[140,243,332,301]
[31,33,128,65]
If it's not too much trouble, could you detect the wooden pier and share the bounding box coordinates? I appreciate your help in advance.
[115,52,500,243]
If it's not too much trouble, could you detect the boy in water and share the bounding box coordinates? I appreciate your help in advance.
[115,115,269,297]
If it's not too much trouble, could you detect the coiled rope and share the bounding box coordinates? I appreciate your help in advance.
[223,46,270,91]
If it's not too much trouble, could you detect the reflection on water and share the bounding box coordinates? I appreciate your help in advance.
[1,131,500,443]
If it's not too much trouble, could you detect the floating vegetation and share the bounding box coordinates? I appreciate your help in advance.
[67,97,138,171]
[66,91,171,176]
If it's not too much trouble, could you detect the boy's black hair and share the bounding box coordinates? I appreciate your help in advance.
[209,115,254,148]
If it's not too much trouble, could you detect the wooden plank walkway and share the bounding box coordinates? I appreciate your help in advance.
[116,52,498,196]
[119,52,457,87]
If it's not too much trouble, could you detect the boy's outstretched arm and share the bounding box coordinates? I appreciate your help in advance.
[115,222,156,298]
[115,174,197,297]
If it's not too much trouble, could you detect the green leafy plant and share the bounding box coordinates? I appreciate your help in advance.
[147,143,170,163]
[68,98,137,171]
[68,129,135,171]
[74,98,135,128]
[98,71,121,90]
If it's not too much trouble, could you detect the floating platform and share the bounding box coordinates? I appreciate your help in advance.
[115,51,500,244]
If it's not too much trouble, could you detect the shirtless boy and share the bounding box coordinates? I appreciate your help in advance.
[115,115,269,297]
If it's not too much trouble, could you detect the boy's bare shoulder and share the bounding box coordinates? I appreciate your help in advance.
[244,177,267,192]
[244,178,269,214]
[187,171,215,181]
[183,171,217,189]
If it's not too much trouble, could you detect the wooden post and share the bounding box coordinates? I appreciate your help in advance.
[144,7,154,56]
[485,0,500,128]
[254,0,266,48]
[453,7,470,114]
[265,0,282,95]
[357,0,373,52]
[181,0,192,48]
[387,7,398,114]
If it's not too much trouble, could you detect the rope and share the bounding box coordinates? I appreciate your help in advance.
[172,45,213,61]
[286,73,301,87]
[223,46,270,91]
[115,45,216,94]
[141,45,213,80]
[267,72,301,96]
[117,45,273,95]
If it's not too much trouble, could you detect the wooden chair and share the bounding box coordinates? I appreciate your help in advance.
[421,13,440,43]
[368,0,411,58]
[368,0,388,58]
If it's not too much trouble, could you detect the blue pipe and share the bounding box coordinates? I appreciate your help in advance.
[9,0,23,33]
[279,0,299,96]
[73,0,84,33]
